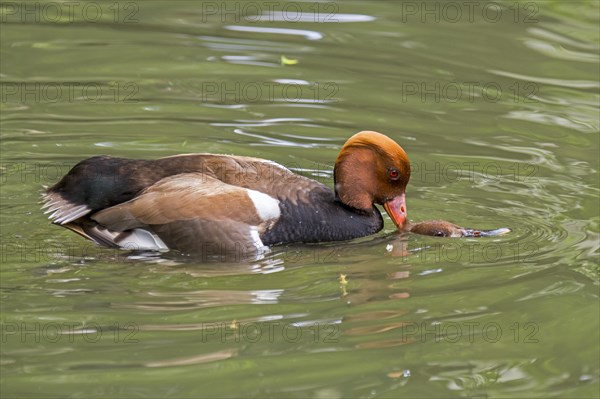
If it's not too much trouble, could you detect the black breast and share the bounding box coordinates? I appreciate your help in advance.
[261,188,384,245]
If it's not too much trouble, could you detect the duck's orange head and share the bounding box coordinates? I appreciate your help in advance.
[334,131,410,230]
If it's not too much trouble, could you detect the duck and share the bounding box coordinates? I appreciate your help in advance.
[42,131,411,257]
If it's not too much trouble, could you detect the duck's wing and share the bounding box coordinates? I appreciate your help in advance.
[41,154,326,226]
[73,173,281,255]
[183,154,330,205]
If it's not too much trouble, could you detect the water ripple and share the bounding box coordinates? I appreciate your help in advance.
[145,349,236,368]
[504,110,597,133]
[527,28,600,50]
[199,35,307,52]
[489,69,599,89]
[225,25,323,41]
[523,39,599,63]
[231,128,339,148]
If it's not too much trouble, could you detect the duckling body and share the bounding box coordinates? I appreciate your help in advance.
[408,220,510,238]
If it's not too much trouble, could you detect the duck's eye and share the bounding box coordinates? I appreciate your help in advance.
[387,168,400,181]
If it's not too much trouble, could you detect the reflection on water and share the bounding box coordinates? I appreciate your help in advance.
[225,25,324,41]
[144,349,237,368]
[525,27,600,62]
[114,288,284,311]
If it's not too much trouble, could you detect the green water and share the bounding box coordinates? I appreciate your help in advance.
[1,1,599,398]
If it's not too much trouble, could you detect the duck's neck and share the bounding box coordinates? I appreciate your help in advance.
[261,191,384,246]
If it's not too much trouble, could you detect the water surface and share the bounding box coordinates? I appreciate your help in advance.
[1,1,599,398]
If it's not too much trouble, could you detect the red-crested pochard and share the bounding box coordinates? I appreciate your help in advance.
[42,131,508,257]
[42,131,409,256]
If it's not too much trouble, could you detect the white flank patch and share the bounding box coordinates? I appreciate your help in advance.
[246,189,280,222]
